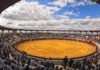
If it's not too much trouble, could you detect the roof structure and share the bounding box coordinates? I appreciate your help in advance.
[0,25,16,30]
[91,0,100,4]
[97,0,100,4]
[0,25,100,32]
[0,0,20,13]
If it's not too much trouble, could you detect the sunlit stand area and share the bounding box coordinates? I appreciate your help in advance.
[0,25,100,70]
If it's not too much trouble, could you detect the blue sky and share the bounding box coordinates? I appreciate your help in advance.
[26,0,100,19]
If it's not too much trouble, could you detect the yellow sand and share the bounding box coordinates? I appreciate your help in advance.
[16,39,96,59]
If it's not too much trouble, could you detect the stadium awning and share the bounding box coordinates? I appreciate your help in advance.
[0,0,20,13]
[91,0,100,4]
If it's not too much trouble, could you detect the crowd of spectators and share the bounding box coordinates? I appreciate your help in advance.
[0,32,100,70]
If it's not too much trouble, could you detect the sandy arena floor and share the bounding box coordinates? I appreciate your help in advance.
[16,39,97,59]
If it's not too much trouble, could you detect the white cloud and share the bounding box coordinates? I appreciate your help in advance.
[0,0,100,30]
[1,1,59,21]
[49,0,95,7]
[64,11,78,16]
[49,0,76,7]
[85,16,92,19]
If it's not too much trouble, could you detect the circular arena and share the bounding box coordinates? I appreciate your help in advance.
[0,28,100,70]
[16,39,97,59]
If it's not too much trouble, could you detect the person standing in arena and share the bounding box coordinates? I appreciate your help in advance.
[62,56,68,69]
